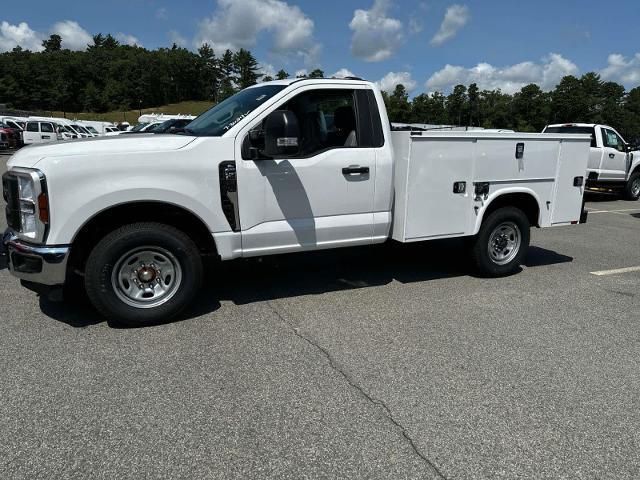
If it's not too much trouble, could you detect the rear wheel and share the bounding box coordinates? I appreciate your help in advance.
[623,172,640,201]
[84,222,203,326]
[471,207,530,277]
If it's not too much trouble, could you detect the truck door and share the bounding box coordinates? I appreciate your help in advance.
[236,87,378,256]
[23,122,40,144]
[600,127,627,180]
[39,122,55,143]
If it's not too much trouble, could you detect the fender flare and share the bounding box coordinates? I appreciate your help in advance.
[472,187,544,235]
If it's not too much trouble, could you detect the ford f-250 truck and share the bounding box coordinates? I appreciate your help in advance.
[2,78,590,326]
[544,123,640,200]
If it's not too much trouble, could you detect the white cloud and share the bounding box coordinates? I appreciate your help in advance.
[600,53,640,86]
[0,21,44,52]
[295,69,308,78]
[116,33,141,47]
[168,30,187,47]
[430,4,470,46]
[425,53,579,94]
[194,0,321,64]
[258,62,277,81]
[377,71,417,93]
[51,20,92,51]
[332,68,356,78]
[349,0,405,62]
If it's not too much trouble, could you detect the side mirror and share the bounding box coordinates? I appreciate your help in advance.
[263,110,300,157]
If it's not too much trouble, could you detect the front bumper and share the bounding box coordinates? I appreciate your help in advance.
[2,230,70,285]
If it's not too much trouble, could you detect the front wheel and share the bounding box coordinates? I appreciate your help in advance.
[623,172,640,201]
[84,223,203,327]
[471,207,530,277]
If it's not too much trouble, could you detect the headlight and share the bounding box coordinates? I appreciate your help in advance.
[3,168,49,242]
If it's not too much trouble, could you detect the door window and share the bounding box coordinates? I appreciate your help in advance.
[26,122,39,132]
[603,129,625,152]
[282,89,359,157]
[40,123,54,133]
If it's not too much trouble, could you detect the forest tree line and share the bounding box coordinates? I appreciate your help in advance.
[0,34,639,143]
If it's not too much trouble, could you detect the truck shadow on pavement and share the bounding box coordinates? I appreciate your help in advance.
[38,240,573,328]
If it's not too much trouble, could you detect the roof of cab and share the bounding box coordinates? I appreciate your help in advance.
[547,123,599,128]
[248,77,374,88]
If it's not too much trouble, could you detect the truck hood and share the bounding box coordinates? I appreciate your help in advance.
[7,134,197,169]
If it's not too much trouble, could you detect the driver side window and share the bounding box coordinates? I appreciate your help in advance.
[283,89,359,157]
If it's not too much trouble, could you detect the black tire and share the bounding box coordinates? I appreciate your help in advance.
[471,207,530,277]
[623,172,640,201]
[84,222,203,327]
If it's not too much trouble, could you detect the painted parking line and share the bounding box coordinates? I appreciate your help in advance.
[586,208,640,214]
[591,266,640,276]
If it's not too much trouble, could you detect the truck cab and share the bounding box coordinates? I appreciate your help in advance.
[544,123,640,200]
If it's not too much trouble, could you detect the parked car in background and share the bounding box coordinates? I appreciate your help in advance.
[122,121,163,134]
[76,120,117,136]
[67,124,91,138]
[0,121,24,148]
[22,120,58,145]
[543,123,640,200]
[148,118,194,134]
[55,124,77,141]
[104,126,122,136]
[0,123,19,149]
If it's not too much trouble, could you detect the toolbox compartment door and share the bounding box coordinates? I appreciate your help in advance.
[551,139,590,225]
[401,138,475,240]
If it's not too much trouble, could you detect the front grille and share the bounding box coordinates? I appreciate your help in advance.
[2,173,20,231]
[0,133,6,141]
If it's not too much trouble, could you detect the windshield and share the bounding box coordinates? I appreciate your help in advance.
[85,126,99,134]
[186,84,287,136]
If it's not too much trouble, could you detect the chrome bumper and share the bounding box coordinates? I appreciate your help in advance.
[2,230,70,286]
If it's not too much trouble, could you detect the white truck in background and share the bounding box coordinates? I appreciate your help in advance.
[2,78,590,326]
[544,123,640,200]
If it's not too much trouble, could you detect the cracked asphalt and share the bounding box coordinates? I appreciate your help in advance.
[1,152,639,479]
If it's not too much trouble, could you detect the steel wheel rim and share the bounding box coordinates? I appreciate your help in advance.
[111,246,182,309]
[488,222,521,266]
[632,178,640,197]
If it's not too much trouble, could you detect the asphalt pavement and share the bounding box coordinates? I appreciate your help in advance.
[1,151,639,479]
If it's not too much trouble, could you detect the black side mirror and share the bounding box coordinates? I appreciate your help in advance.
[263,110,300,157]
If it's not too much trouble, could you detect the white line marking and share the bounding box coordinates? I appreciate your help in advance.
[586,208,640,214]
[591,266,640,276]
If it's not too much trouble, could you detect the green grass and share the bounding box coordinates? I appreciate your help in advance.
[47,100,214,124]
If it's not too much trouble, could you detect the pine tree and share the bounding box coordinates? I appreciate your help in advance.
[276,69,289,80]
[217,50,236,101]
[233,49,262,89]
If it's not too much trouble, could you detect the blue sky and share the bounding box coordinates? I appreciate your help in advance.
[1,0,639,95]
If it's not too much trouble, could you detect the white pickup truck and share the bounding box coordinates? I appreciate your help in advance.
[543,123,640,200]
[2,78,590,326]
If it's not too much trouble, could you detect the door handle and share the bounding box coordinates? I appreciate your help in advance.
[342,166,369,175]
[609,153,615,159]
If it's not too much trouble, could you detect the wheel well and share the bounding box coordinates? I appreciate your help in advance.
[68,202,217,274]
[482,193,540,227]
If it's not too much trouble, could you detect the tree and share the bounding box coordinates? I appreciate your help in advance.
[447,85,467,125]
[233,49,262,89]
[512,84,550,132]
[386,84,412,123]
[217,50,236,100]
[308,68,324,79]
[42,35,62,53]
[198,43,218,101]
[276,69,289,80]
